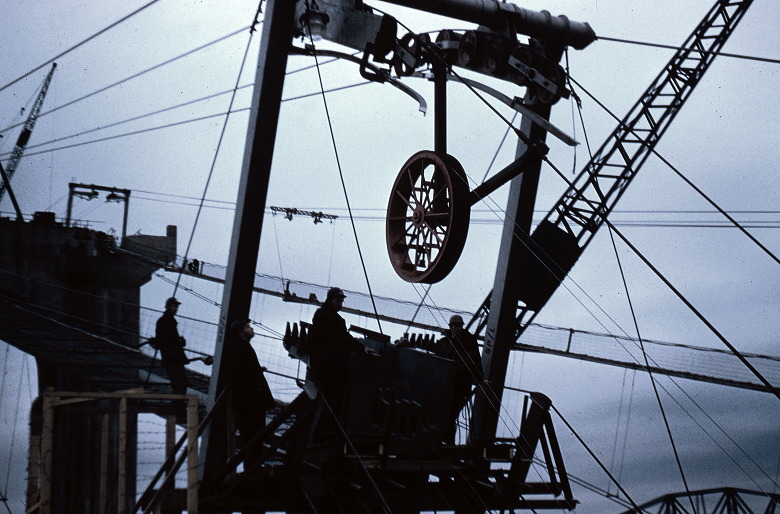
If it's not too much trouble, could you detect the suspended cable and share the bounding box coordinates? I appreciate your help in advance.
[305,0,383,334]
[597,35,780,65]
[468,142,780,492]
[607,224,696,512]
[2,359,24,506]
[0,86,252,158]
[550,404,642,512]
[3,25,251,140]
[605,219,780,403]
[15,111,242,160]
[607,368,628,497]
[567,74,780,268]
[270,213,286,287]
[405,284,432,332]
[0,0,163,95]
[481,111,517,183]
[616,369,636,493]
[173,17,258,296]
[536,140,780,487]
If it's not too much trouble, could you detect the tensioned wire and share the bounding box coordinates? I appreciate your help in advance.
[562,74,780,405]
[394,26,780,500]
[0,0,163,95]
[544,74,780,492]
[4,2,772,500]
[0,31,365,161]
[608,223,697,512]
[303,0,384,335]
[569,58,695,507]
[541,73,780,492]
[173,1,266,297]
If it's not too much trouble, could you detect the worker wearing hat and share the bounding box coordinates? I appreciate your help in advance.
[396,313,486,444]
[155,297,189,397]
[307,287,376,429]
[225,318,276,467]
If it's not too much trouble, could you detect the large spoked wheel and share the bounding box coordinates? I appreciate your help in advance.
[386,151,471,283]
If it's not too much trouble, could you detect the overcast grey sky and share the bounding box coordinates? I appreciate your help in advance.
[1,0,780,512]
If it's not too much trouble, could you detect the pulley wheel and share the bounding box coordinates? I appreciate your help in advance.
[386,151,471,283]
[393,33,429,77]
[535,64,566,105]
[435,30,461,64]
[484,35,504,74]
[457,31,479,67]
[508,45,534,86]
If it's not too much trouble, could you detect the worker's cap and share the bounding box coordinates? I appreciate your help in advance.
[229,318,251,336]
[449,314,464,327]
[165,297,181,309]
[326,287,347,302]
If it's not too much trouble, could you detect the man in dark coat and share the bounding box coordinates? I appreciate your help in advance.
[155,297,188,395]
[307,287,375,422]
[226,318,276,467]
[398,314,487,444]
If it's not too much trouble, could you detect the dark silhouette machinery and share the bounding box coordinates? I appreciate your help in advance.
[7,0,766,512]
[199,0,759,512]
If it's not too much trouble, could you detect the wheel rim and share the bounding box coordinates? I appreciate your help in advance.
[386,151,471,283]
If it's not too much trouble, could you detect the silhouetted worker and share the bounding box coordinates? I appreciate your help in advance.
[307,287,376,425]
[398,314,487,444]
[155,297,188,396]
[226,318,276,467]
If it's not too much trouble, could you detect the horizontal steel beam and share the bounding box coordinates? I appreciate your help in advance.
[382,0,596,49]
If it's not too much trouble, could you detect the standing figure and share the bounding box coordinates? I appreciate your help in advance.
[398,314,487,444]
[307,287,376,423]
[226,318,276,467]
[155,297,188,396]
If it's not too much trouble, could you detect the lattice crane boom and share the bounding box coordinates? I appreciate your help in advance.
[0,63,57,201]
[470,0,754,341]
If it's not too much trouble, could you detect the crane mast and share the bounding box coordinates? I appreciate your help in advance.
[472,0,755,439]
[0,63,57,201]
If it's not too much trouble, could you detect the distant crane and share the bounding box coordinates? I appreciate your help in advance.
[0,63,57,201]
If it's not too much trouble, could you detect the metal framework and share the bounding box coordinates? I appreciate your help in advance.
[620,487,780,514]
[0,63,57,201]
[469,0,755,340]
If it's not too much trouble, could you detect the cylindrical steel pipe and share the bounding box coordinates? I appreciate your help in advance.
[383,0,596,49]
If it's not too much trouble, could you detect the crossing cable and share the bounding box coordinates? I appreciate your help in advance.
[607,224,697,513]
[606,220,780,405]
[567,75,780,269]
[597,35,780,66]
[556,75,780,403]
[172,7,261,296]
[304,0,384,335]
[0,346,10,514]
[0,55,359,161]
[0,0,162,95]
[407,286,560,497]
[539,140,780,487]
[568,62,686,501]
[607,368,629,497]
[3,360,24,506]
[0,25,251,139]
[470,152,780,491]
[549,403,643,512]
[563,66,780,493]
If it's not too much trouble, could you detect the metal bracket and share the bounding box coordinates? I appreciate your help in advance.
[507,54,569,99]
